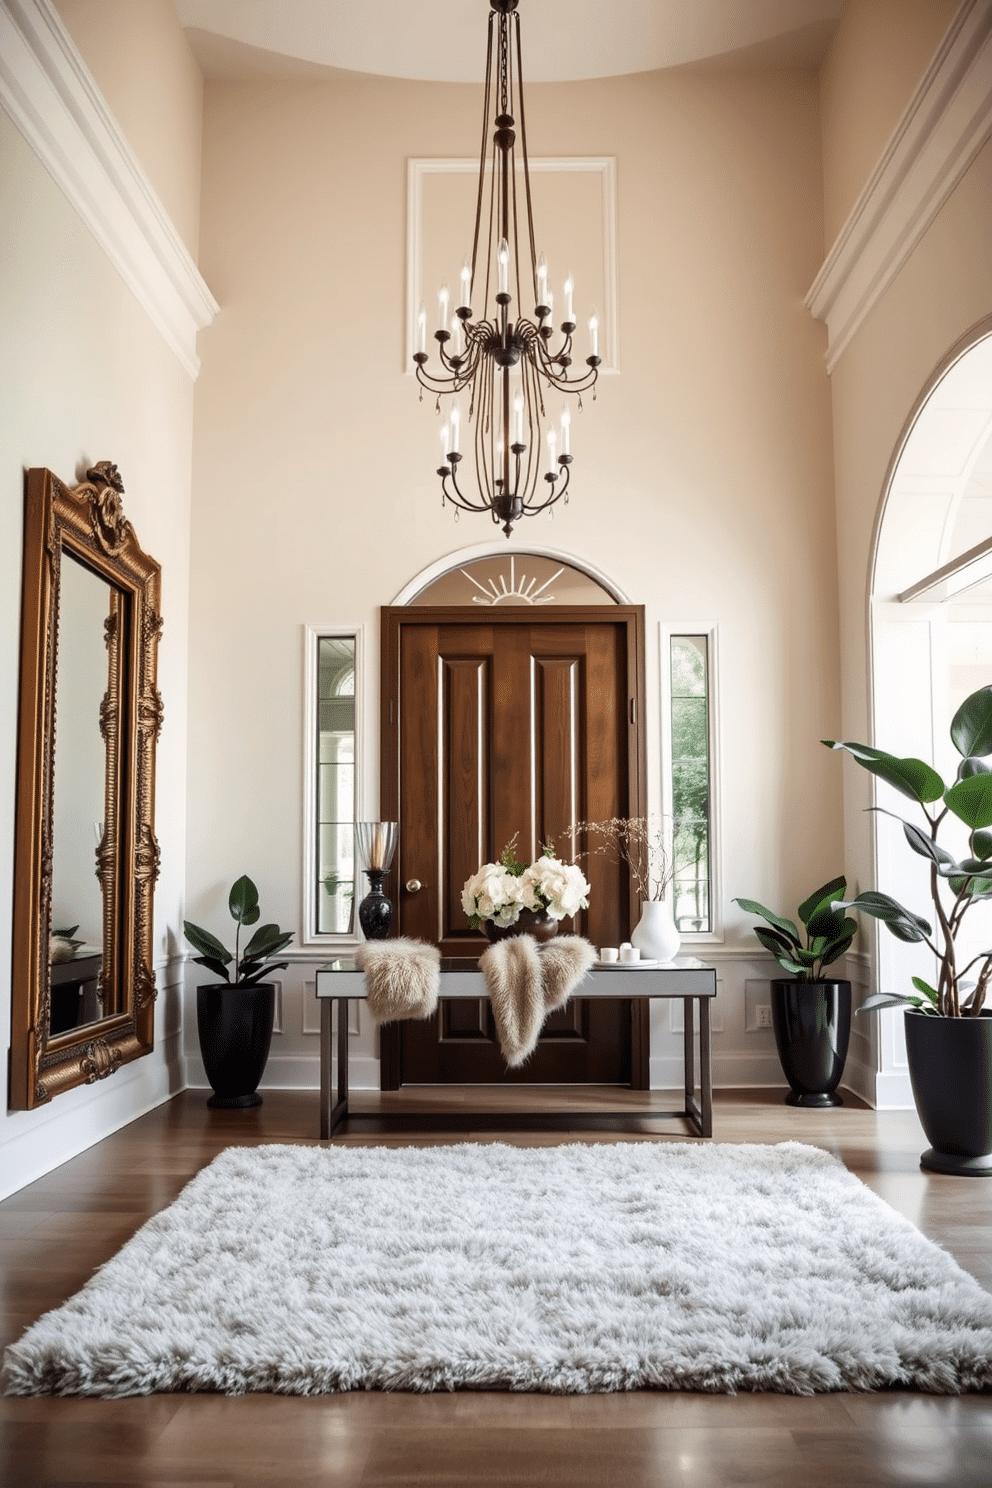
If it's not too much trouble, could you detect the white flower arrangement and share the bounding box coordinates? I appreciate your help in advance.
[461,836,590,930]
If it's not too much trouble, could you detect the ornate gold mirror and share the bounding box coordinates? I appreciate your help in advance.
[10,463,162,1108]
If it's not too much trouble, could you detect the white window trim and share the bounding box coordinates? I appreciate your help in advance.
[301,623,369,949]
[660,621,723,944]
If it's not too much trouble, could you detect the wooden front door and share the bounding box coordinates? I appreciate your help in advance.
[379,605,646,1088]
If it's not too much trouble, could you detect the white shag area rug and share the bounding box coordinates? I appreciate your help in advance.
[4,1141,992,1398]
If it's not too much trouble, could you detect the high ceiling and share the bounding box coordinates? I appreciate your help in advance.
[172,0,846,83]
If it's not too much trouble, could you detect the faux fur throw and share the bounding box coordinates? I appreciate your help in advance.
[480,935,596,1067]
[354,938,440,1023]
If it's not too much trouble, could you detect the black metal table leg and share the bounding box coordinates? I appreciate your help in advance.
[699,995,713,1137]
[320,997,350,1139]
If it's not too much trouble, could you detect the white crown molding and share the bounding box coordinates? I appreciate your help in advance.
[406,156,619,375]
[0,0,217,379]
[806,0,992,374]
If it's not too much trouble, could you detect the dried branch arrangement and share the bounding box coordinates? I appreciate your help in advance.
[575,817,674,903]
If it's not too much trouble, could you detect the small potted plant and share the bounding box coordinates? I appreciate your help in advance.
[461,835,590,941]
[824,682,992,1174]
[733,878,857,1107]
[184,876,293,1108]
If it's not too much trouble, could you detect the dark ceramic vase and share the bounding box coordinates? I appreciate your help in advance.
[196,982,275,1108]
[771,979,851,1108]
[359,868,393,940]
[484,908,558,944]
[905,1008,992,1176]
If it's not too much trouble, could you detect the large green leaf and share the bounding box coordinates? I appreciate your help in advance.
[732,898,800,946]
[238,960,288,986]
[870,808,956,870]
[957,757,991,780]
[835,892,931,943]
[818,924,857,966]
[229,876,260,924]
[183,921,232,964]
[949,874,992,899]
[950,685,992,759]
[945,774,992,830]
[796,875,847,928]
[191,954,231,982]
[857,991,932,1014]
[753,928,801,970]
[821,741,945,804]
[910,976,940,1009]
[241,923,293,960]
[973,828,992,860]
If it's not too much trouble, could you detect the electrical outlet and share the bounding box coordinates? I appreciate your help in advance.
[756,1004,773,1029]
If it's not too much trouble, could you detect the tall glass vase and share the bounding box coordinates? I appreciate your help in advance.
[630,899,680,963]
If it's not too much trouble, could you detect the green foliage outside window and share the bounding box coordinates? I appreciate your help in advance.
[671,637,711,932]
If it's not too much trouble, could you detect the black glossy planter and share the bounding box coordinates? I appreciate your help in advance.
[358,869,393,940]
[771,979,851,1108]
[196,983,275,1109]
[905,1008,992,1176]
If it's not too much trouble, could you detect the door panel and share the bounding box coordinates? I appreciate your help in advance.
[380,606,646,1088]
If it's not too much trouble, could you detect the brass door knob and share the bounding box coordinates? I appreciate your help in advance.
[405,879,423,893]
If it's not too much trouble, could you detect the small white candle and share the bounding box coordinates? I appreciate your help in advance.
[451,316,463,356]
[589,307,599,358]
[416,303,426,355]
[537,252,548,307]
[498,238,509,295]
[563,272,574,323]
[546,427,557,473]
[513,391,524,446]
[438,280,450,334]
[450,402,461,454]
[460,258,472,310]
[440,421,450,459]
[546,289,553,322]
[560,406,571,455]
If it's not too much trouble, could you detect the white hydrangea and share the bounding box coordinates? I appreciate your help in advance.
[461,863,541,927]
[525,855,591,921]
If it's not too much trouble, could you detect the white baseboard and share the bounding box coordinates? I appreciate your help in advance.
[873,1070,915,1110]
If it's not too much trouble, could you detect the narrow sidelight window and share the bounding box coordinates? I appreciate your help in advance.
[670,636,711,933]
[315,637,356,935]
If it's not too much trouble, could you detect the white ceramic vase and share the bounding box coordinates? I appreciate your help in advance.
[630,899,680,963]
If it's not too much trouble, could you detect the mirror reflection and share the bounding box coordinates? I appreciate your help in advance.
[49,554,113,1036]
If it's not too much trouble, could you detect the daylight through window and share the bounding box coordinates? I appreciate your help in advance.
[670,636,711,933]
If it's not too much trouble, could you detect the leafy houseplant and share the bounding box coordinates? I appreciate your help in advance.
[823,682,992,1173]
[734,878,856,1108]
[185,877,294,1109]
[733,877,857,982]
[184,875,293,984]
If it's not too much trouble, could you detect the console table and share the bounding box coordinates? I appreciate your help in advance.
[314,957,717,1140]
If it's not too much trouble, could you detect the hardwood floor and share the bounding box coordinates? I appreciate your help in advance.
[1,1086,990,1487]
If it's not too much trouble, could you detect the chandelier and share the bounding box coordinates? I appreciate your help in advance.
[414,0,600,538]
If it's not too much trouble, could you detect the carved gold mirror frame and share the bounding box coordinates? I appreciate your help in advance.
[10,463,162,1109]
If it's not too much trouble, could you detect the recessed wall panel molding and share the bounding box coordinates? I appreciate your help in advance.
[807,0,992,373]
[0,0,218,378]
[407,157,619,375]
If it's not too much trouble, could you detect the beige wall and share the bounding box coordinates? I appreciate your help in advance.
[819,0,959,247]
[817,1,992,1098]
[0,0,204,1195]
[53,0,204,254]
[188,64,841,1086]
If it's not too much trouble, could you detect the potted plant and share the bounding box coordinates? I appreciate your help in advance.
[184,876,293,1108]
[824,681,992,1174]
[578,817,678,961]
[733,878,857,1107]
[461,835,590,942]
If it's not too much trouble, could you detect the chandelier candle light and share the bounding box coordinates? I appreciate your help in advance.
[415,0,600,537]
